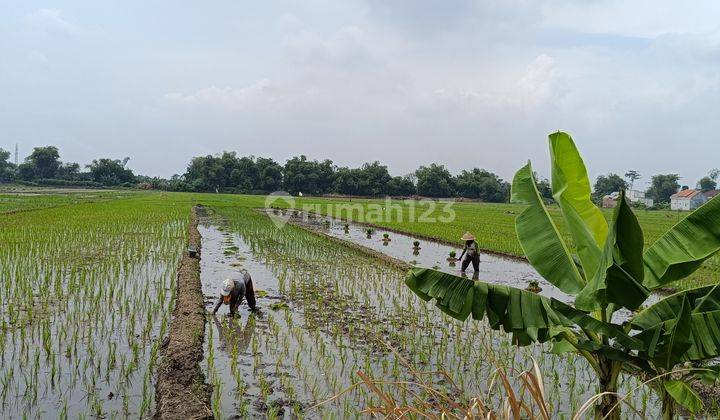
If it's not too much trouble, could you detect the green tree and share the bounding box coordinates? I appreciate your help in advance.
[534,174,553,201]
[698,176,717,192]
[255,157,283,191]
[0,148,15,182]
[229,155,258,192]
[455,168,509,202]
[647,174,680,204]
[415,164,453,197]
[332,167,361,195]
[624,170,641,190]
[593,173,628,201]
[405,132,720,419]
[710,169,719,181]
[385,175,416,196]
[24,146,61,179]
[56,162,81,180]
[357,161,392,196]
[283,155,336,195]
[185,154,226,192]
[87,158,135,185]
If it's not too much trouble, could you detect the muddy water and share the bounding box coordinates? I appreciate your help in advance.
[199,217,302,418]
[0,260,175,419]
[285,211,663,321]
[197,208,666,419]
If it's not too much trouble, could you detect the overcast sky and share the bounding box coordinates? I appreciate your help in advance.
[1,1,719,188]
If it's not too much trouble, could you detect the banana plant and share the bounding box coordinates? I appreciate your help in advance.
[405,132,720,419]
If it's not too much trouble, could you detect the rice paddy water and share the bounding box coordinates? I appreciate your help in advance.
[198,205,665,418]
[0,197,189,418]
[0,195,683,418]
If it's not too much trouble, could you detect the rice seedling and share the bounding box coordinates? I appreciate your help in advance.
[5,190,715,418]
[188,202,684,418]
[0,193,192,417]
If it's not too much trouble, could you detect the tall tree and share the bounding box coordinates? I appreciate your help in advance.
[647,174,680,204]
[0,148,15,182]
[25,146,61,179]
[385,175,416,196]
[56,162,81,180]
[593,173,628,201]
[709,168,720,181]
[624,170,641,190]
[185,154,226,192]
[356,161,391,196]
[283,155,336,195]
[87,158,135,185]
[455,168,509,202]
[332,167,361,195]
[255,157,283,191]
[698,176,717,192]
[534,173,553,201]
[229,156,259,192]
[415,164,454,197]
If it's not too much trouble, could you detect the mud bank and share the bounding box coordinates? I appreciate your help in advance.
[155,206,212,419]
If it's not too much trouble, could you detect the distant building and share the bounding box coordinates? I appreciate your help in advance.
[602,192,620,208]
[601,190,653,208]
[670,189,708,211]
[705,190,719,200]
[626,190,654,207]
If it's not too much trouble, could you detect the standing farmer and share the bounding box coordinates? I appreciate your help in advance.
[457,232,480,273]
[213,272,257,316]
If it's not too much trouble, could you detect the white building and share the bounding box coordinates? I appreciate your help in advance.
[670,189,708,211]
[626,190,654,207]
[602,190,653,208]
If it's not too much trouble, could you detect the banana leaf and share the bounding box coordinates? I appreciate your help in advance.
[549,132,608,278]
[575,191,649,312]
[405,268,642,349]
[632,285,720,366]
[643,195,720,289]
[664,380,703,413]
[632,284,720,328]
[511,162,585,294]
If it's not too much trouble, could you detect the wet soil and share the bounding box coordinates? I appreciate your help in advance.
[154,206,212,420]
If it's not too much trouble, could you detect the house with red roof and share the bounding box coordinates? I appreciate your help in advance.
[670,188,708,211]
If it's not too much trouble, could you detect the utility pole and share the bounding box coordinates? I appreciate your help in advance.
[14,143,18,166]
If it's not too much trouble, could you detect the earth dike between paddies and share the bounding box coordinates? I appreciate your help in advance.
[155,205,213,420]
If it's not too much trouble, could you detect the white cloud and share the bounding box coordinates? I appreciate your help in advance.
[25,9,81,35]
[516,54,557,107]
[5,1,720,182]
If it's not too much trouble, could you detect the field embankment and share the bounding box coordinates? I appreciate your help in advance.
[155,206,212,419]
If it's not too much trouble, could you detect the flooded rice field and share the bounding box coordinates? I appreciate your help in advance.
[198,207,663,418]
[0,201,187,419]
[280,210,662,320]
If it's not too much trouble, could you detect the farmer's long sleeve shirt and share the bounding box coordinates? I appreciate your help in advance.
[213,272,252,314]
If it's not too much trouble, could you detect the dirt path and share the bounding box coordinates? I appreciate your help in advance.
[155,206,213,420]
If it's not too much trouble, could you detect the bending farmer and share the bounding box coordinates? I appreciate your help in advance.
[213,272,257,316]
[457,231,480,273]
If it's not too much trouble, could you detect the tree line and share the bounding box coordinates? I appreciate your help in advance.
[0,146,135,187]
[162,153,513,201]
[1,146,715,205]
[0,147,514,201]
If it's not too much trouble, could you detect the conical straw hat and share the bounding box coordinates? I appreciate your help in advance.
[460,232,475,241]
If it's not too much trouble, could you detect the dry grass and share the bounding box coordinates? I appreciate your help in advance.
[312,342,551,420]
